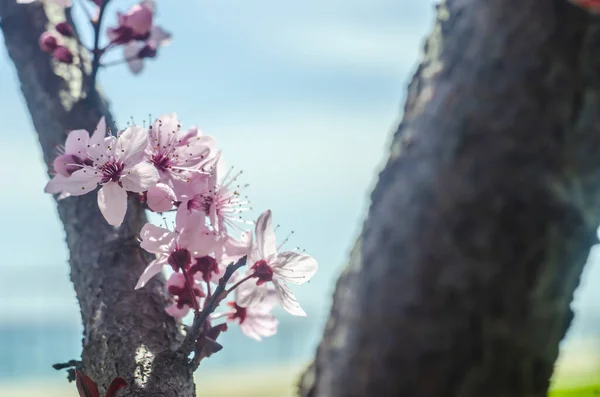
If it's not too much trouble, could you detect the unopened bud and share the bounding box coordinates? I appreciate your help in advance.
[52,45,74,64]
[55,22,74,37]
[39,32,59,53]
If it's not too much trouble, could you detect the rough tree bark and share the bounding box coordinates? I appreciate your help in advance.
[0,2,195,396]
[300,1,600,396]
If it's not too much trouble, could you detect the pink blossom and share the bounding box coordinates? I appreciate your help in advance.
[212,281,278,341]
[107,0,155,44]
[47,125,159,226]
[135,212,216,289]
[123,26,171,74]
[45,117,106,194]
[238,210,318,316]
[146,183,175,212]
[165,272,205,319]
[191,231,251,283]
[146,113,217,186]
[175,162,250,234]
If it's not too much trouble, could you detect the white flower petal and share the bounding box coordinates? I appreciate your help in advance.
[272,251,318,285]
[273,279,306,316]
[254,210,277,260]
[121,162,159,192]
[64,129,91,154]
[135,258,166,289]
[97,182,128,226]
[117,125,149,164]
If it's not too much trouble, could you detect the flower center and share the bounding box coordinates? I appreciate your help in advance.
[251,260,273,285]
[100,160,125,184]
[168,248,192,272]
[151,153,171,172]
[189,255,219,282]
[227,302,248,324]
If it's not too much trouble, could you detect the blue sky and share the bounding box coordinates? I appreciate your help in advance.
[0,0,598,351]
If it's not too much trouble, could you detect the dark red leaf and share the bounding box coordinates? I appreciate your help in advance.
[75,370,100,397]
[105,377,128,397]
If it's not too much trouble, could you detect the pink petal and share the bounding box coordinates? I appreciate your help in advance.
[240,313,278,341]
[139,223,174,254]
[124,43,144,74]
[254,210,277,260]
[166,272,187,289]
[135,257,166,289]
[59,168,102,196]
[116,125,149,164]
[149,26,172,46]
[272,279,306,316]
[272,252,318,285]
[97,182,128,226]
[146,183,175,212]
[64,128,90,154]
[165,303,190,319]
[121,162,159,192]
[90,117,107,146]
[45,174,71,194]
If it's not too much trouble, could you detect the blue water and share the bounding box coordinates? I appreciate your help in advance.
[0,317,322,380]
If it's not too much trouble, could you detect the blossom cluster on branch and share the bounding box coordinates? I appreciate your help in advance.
[44,113,318,350]
[19,0,170,77]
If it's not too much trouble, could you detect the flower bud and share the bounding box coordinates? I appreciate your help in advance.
[39,32,59,53]
[55,22,74,37]
[52,45,74,64]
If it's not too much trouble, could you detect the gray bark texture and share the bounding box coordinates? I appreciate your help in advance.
[0,2,195,396]
[299,1,600,396]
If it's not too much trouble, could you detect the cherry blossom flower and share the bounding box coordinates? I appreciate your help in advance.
[165,272,205,319]
[45,117,107,195]
[190,231,251,283]
[107,0,155,45]
[48,125,159,226]
[135,212,216,289]
[212,281,278,341]
[238,210,318,316]
[123,26,171,74]
[175,163,250,235]
[146,113,217,186]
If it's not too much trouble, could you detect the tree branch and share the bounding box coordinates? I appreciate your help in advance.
[0,2,194,396]
[176,256,247,363]
[300,1,600,396]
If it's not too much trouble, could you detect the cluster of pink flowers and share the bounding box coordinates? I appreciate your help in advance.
[44,114,318,342]
[24,0,170,74]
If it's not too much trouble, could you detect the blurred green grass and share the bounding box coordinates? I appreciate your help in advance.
[550,385,600,397]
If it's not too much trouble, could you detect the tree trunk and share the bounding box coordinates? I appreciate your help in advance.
[300,1,600,396]
[0,2,195,396]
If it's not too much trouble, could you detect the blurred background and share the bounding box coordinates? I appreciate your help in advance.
[0,1,599,396]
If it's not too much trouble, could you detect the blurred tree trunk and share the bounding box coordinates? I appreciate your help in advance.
[299,1,600,396]
[0,2,195,396]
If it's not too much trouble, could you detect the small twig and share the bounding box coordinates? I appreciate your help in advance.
[99,54,140,68]
[176,256,247,361]
[88,0,110,93]
[52,359,82,370]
